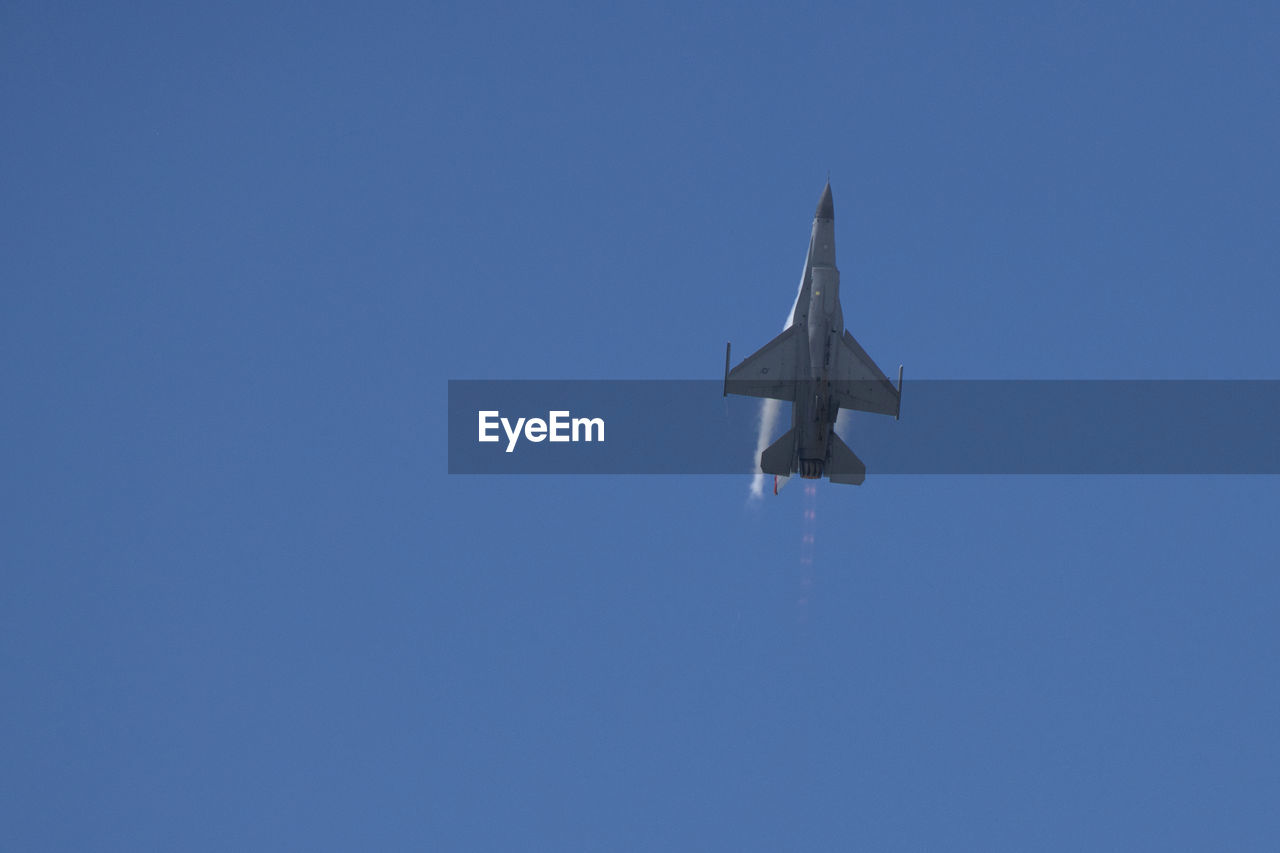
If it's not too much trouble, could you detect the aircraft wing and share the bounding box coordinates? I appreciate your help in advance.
[830,331,900,417]
[724,324,804,402]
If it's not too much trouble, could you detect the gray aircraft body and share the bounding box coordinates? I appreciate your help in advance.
[724,182,902,487]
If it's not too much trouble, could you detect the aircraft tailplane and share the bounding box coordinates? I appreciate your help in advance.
[760,428,796,477]
[827,432,866,485]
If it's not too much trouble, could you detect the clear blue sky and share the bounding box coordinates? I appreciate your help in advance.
[4,1,1279,849]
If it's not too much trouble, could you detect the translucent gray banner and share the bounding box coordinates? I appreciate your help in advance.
[448,381,1280,475]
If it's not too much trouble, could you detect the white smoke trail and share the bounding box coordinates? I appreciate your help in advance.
[834,406,852,439]
[748,267,808,499]
[748,397,782,498]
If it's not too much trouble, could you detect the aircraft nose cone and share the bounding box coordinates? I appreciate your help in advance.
[815,182,834,220]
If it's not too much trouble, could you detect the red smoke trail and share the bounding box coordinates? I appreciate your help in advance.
[798,482,817,618]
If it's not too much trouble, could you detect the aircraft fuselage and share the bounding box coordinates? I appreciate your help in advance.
[789,189,842,477]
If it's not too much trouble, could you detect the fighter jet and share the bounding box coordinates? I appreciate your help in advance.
[724,181,902,487]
